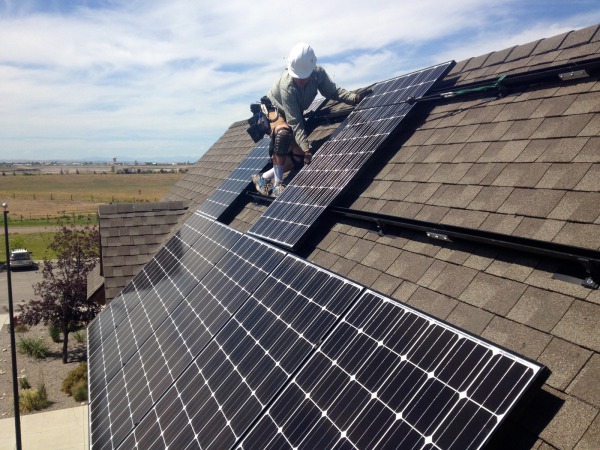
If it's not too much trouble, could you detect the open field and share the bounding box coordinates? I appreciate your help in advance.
[0,171,184,223]
[0,170,185,260]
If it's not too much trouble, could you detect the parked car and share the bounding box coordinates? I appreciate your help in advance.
[10,248,34,269]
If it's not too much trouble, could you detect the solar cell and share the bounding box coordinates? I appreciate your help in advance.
[248,61,455,250]
[113,255,362,450]
[196,136,271,220]
[240,290,546,450]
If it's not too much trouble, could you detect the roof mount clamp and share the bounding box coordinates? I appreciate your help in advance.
[579,258,600,289]
[559,69,589,81]
[426,231,452,242]
[367,220,385,237]
[583,277,598,289]
[552,272,598,289]
[554,259,600,289]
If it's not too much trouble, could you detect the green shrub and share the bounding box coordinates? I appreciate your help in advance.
[18,376,31,390]
[10,237,26,249]
[73,330,86,344]
[14,323,29,333]
[72,380,88,402]
[13,316,29,333]
[17,337,48,359]
[62,362,87,397]
[48,323,61,343]
[19,382,50,413]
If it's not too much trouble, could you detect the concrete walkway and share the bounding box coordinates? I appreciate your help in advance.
[0,405,89,450]
[0,315,89,449]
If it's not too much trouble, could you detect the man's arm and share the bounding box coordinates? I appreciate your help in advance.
[316,67,359,105]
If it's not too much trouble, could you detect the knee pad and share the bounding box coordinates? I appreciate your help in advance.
[272,127,293,156]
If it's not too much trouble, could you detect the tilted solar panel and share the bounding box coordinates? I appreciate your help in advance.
[88,212,217,400]
[89,216,245,447]
[90,233,287,449]
[196,136,271,220]
[248,61,455,250]
[196,97,328,222]
[109,254,362,450]
[88,212,214,353]
[240,290,547,450]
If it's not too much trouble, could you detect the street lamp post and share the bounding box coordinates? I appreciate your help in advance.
[3,203,22,450]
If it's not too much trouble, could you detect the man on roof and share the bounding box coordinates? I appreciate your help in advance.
[252,42,369,197]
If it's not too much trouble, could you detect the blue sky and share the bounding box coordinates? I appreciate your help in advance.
[1,0,599,162]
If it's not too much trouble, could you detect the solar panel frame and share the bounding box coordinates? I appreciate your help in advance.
[248,61,455,250]
[239,289,547,450]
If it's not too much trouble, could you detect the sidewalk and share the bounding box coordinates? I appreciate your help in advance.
[0,315,89,449]
[0,405,88,450]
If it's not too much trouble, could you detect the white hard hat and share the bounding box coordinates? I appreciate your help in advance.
[287,42,317,79]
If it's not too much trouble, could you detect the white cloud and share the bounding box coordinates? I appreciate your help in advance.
[0,0,599,161]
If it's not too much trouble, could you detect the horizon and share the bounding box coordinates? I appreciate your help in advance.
[1,158,194,165]
[1,1,599,162]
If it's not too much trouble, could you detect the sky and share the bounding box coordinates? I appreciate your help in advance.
[0,1,599,163]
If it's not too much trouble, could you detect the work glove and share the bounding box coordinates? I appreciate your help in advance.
[354,88,373,105]
[304,150,313,165]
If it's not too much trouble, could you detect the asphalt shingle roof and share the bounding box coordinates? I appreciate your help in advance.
[98,201,188,301]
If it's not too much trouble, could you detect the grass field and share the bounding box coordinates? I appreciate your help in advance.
[2,231,57,261]
[0,172,184,223]
[0,171,184,262]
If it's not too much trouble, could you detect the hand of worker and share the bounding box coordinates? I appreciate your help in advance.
[304,150,313,165]
[355,88,373,105]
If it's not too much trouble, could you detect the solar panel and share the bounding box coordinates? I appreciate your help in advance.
[196,136,271,220]
[107,255,362,450]
[88,212,218,399]
[89,217,547,449]
[88,217,243,418]
[240,290,546,450]
[248,61,455,250]
[90,233,287,449]
[88,212,214,352]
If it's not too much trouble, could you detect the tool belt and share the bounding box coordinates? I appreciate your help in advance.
[247,96,279,143]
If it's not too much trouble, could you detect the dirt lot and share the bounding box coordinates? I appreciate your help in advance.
[0,322,87,418]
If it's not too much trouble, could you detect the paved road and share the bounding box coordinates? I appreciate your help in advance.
[0,265,43,313]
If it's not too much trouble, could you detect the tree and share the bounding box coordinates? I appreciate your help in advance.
[19,225,101,363]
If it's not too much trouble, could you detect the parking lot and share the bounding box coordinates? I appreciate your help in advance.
[0,265,43,313]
